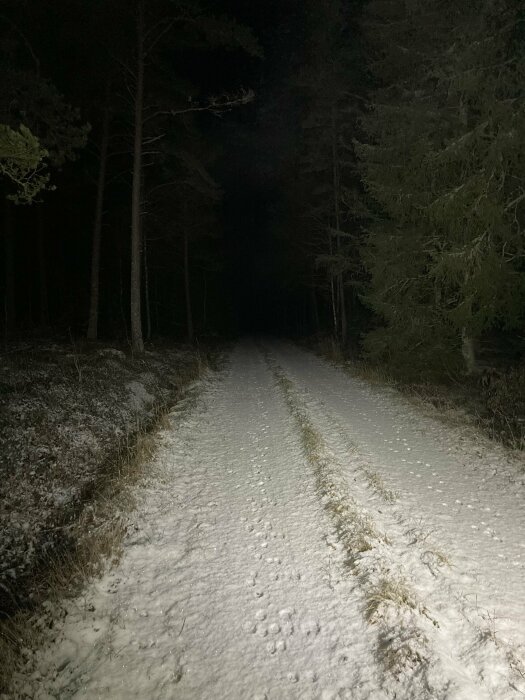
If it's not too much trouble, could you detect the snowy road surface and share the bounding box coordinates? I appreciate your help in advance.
[16,341,525,699]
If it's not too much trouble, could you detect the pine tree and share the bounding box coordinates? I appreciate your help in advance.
[0,123,49,204]
[121,0,260,353]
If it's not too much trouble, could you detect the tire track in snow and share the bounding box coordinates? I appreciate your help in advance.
[263,345,525,699]
[271,342,525,625]
[15,343,388,700]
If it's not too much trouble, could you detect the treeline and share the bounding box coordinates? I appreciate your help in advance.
[2,0,523,372]
[273,0,525,377]
[0,0,260,352]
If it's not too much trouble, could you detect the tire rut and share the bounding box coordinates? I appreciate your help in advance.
[263,345,524,699]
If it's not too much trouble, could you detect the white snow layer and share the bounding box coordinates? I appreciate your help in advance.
[12,341,525,699]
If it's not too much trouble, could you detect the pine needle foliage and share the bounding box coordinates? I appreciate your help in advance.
[357,0,525,376]
[0,123,49,203]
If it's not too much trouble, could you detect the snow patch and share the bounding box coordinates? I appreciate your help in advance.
[126,381,155,412]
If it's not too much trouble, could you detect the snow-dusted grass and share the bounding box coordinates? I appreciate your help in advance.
[272,340,525,696]
[0,340,209,693]
[0,411,167,694]
[364,577,417,622]
[264,352,437,681]
[272,361,384,558]
[362,468,398,503]
[265,344,525,696]
[311,336,525,454]
[267,356,387,557]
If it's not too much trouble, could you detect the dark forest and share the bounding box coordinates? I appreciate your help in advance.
[1,0,524,373]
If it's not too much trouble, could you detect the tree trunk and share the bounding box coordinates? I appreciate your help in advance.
[87,83,111,341]
[461,328,477,375]
[311,282,320,335]
[329,232,338,340]
[4,201,15,335]
[331,107,347,347]
[37,210,49,328]
[154,275,159,334]
[184,228,194,344]
[144,233,151,341]
[339,274,347,347]
[202,272,207,333]
[117,239,128,342]
[130,2,145,354]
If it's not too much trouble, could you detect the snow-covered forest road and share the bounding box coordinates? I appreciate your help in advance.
[17,342,525,699]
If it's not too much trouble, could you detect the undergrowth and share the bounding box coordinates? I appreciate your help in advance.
[313,336,525,454]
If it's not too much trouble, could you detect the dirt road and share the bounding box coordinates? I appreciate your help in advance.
[13,342,525,699]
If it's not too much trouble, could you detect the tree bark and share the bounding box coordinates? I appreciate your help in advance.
[117,238,128,341]
[184,228,194,344]
[154,274,159,334]
[329,232,338,340]
[331,107,347,347]
[130,2,145,354]
[87,82,111,341]
[4,201,15,335]
[144,232,151,341]
[202,272,207,333]
[311,282,320,335]
[461,328,477,375]
[339,274,347,346]
[37,210,49,328]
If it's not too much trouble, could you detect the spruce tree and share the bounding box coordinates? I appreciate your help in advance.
[358,0,525,375]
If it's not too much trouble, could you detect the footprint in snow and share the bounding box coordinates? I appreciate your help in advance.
[282,621,294,636]
[304,669,318,683]
[320,689,349,700]
[266,556,281,564]
[266,639,286,654]
[288,570,301,582]
[300,619,320,637]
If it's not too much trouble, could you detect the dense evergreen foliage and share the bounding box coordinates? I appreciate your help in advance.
[265,0,524,379]
[357,0,525,375]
